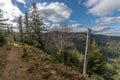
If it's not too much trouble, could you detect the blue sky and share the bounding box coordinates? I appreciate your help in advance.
[1,0,120,36]
[13,0,95,27]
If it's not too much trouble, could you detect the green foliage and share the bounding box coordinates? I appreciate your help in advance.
[33,40,41,48]
[18,15,23,42]
[90,74,105,80]
[73,33,86,53]
[22,47,28,58]
[0,9,7,45]
[112,58,120,80]
[97,57,120,80]
[30,2,43,49]
[103,64,117,80]
[88,40,107,76]
[54,46,82,70]
[0,36,6,46]
[102,40,120,58]
[19,2,44,50]
[101,58,120,80]
[63,47,81,67]
[22,51,27,57]
[6,44,11,50]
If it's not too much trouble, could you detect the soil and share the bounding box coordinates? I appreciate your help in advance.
[0,43,28,80]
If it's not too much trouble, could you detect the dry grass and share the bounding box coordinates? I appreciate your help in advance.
[21,44,89,80]
[0,43,89,80]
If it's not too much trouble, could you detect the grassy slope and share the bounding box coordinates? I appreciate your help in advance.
[21,44,89,80]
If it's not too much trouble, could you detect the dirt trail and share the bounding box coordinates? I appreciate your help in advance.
[0,44,8,55]
[0,43,28,80]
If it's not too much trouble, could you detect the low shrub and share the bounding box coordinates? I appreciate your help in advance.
[22,48,28,58]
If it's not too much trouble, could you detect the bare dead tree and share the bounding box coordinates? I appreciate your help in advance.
[44,24,76,55]
[83,28,91,75]
[52,25,73,54]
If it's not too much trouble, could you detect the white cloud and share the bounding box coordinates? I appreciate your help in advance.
[84,0,120,36]
[95,28,120,36]
[30,2,72,22]
[85,0,120,16]
[90,26,120,36]
[70,23,87,32]
[0,0,23,27]
[91,26,111,32]
[96,16,120,25]
[69,23,120,36]
[77,27,87,32]
[85,0,99,7]
[44,22,120,36]
[16,0,25,5]
[69,20,77,23]
[71,23,83,28]
[44,22,60,30]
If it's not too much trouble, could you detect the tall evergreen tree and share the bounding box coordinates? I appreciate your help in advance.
[24,11,31,43]
[88,40,107,76]
[18,15,23,42]
[113,58,120,80]
[0,9,8,33]
[0,9,7,45]
[30,2,43,48]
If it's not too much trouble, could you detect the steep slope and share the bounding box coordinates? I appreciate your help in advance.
[0,43,89,80]
[21,44,89,80]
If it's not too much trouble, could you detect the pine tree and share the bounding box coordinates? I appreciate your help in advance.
[0,9,8,33]
[113,58,120,80]
[18,15,23,42]
[88,40,107,76]
[0,9,7,45]
[24,11,31,43]
[30,2,43,48]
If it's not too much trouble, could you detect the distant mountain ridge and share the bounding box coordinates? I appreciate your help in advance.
[43,31,120,60]
[74,33,120,59]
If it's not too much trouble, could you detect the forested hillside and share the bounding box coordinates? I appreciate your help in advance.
[76,34,120,59]
[92,35,120,59]
[44,32,120,60]
[0,1,120,80]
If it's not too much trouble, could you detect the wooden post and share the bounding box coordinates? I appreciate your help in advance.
[83,28,91,75]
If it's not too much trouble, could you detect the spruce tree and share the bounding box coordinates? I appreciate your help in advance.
[113,58,120,80]
[18,15,23,42]
[24,11,31,43]
[88,40,107,76]
[30,2,43,48]
[0,9,8,33]
[0,9,7,45]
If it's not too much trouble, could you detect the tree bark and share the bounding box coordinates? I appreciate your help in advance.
[83,28,91,75]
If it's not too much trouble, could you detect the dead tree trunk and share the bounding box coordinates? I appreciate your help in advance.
[83,28,91,75]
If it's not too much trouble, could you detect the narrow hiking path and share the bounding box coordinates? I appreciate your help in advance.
[0,44,8,77]
[0,43,28,80]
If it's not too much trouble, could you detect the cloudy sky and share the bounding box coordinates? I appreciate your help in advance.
[0,0,120,36]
